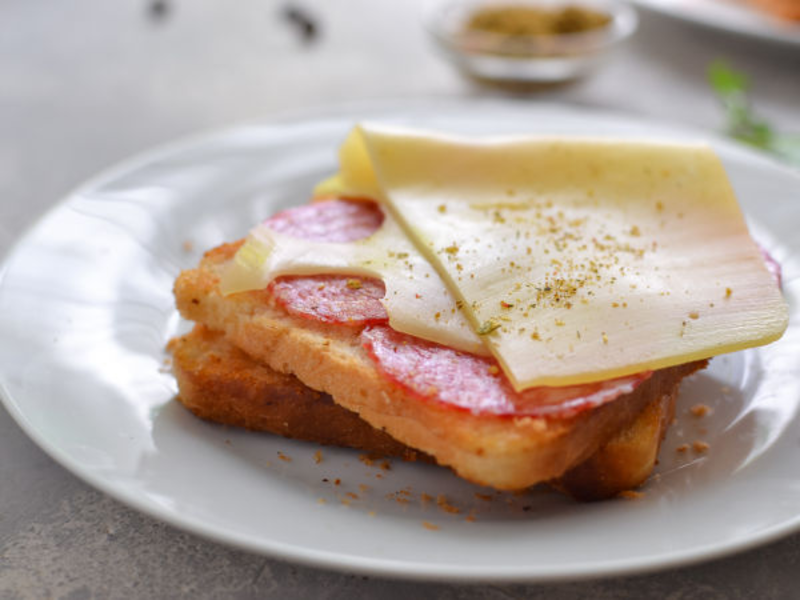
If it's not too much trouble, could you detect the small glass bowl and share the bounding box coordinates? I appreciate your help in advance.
[425,0,638,85]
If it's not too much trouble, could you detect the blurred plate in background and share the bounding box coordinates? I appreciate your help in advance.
[631,0,800,47]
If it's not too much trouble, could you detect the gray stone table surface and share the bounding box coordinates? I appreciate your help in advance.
[1,1,799,598]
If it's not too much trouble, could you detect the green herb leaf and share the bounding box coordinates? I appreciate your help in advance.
[477,318,501,335]
[708,60,748,95]
[707,61,798,168]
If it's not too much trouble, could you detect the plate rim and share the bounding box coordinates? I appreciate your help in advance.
[1,97,799,583]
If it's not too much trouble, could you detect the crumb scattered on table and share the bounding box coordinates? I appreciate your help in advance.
[437,494,461,515]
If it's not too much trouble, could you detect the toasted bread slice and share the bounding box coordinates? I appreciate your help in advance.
[173,241,705,490]
[169,324,693,499]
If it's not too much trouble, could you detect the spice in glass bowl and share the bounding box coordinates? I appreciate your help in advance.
[465,4,612,38]
[425,0,637,84]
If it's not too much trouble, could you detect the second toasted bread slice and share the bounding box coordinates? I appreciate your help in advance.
[168,325,429,462]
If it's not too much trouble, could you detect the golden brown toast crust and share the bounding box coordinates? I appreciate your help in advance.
[173,241,705,490]
[553,386,677,500]
[168,325,429,462]
[169,324,700,499]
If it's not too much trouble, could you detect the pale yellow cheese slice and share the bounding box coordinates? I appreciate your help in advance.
[320,125,788,389]
[220,210,489,356]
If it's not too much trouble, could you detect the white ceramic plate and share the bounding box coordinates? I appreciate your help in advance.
[631,0,800,47]
[1,100,799,583]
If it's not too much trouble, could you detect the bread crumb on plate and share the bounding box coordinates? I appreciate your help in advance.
[618,490,645,500]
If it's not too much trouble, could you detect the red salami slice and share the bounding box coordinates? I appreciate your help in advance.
[361,325,650,418]
[265,198,383,242]
[266,199,388,325]
[271,275,388,325]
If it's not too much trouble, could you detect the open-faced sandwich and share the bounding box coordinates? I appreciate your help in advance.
[170,125,787,500]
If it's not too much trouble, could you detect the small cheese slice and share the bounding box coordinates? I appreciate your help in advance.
[221,210,488,356]
[320,125,789,389]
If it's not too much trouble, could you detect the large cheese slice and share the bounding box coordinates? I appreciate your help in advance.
[317,125,788,389]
